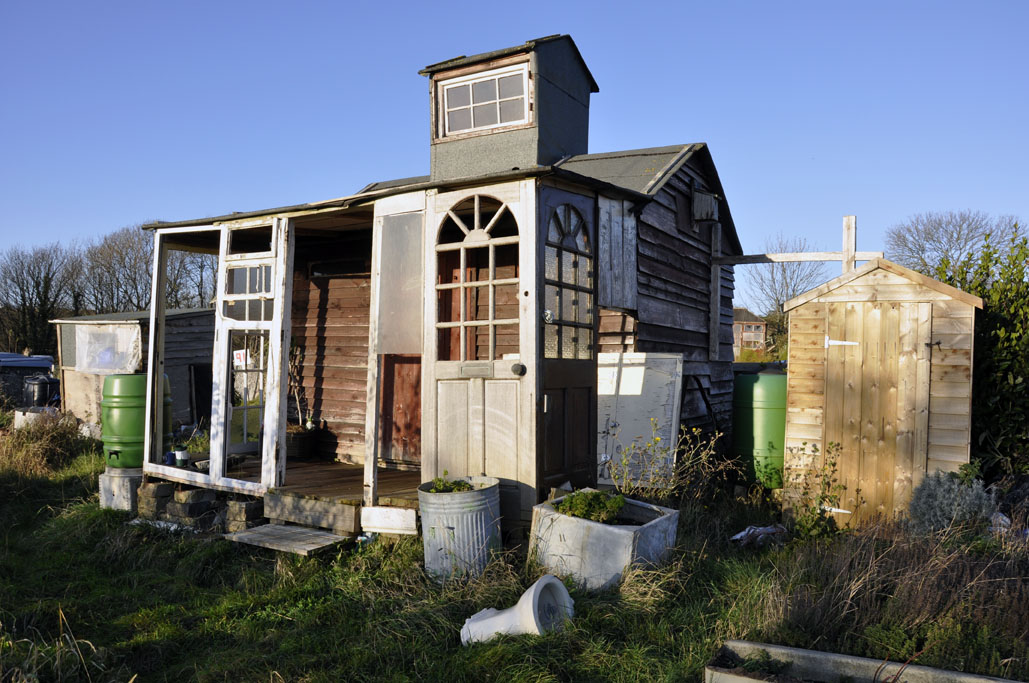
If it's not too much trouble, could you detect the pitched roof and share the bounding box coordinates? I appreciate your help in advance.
[733,307,764,323]
[556,144,697,195]
[783,259,984,311]
[419,34,599,93]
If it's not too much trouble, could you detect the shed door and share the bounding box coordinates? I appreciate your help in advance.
[822,302,931,523]
[429,189,532,520]
[540,197,598,492]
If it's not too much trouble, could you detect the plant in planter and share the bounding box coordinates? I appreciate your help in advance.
[286,342,316,459]
[530,487,679,591]
[418,472,501,581]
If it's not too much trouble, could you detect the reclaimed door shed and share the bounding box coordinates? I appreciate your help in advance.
[782,259,982,523]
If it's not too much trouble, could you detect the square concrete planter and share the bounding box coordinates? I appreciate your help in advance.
[529,490,678,591]
[706,640,1011,683]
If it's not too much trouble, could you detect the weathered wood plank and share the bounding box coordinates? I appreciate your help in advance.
[912,303,932,489]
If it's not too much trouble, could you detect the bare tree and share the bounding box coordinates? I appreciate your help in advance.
[0,243,78,355]
[742,234,829,356]
[886,210,1023,274]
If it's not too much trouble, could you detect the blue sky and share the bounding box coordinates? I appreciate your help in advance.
[1,1,1026,302]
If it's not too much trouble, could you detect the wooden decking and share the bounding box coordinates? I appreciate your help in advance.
[274,461,421,509]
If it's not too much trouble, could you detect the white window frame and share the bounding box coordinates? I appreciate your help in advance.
[438,63,530,138]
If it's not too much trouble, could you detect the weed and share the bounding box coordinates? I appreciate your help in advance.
[790,441,845,538]
[0,412,100,478]
[553,489,625,523]
[428,470,474,493]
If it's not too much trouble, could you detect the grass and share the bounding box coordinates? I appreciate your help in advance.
[1,417,1027,681]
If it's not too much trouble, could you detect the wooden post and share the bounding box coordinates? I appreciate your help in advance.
[709,222,722,360]
[143,232,168,471]
[363,216,384,507]
[842,215,856,274]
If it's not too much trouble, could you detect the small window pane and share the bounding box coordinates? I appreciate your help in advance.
[562,289,576,322]
[224,301,245,320]
[263,300,273,320]
[499,98,523,123]
[472,79,497,104]
[577,329,593,360]
[467,246,489,282]
[561,328,576,359]
[248,300,262,321]
[248,267,260,294]
[472,104,498,127]
[545,284,560,318]
[498,74,522,99]
[561,251,577,285]
[578,292,593,324]
[447,84,470,109]
[545,246,558,281]
[494,323,519,359]
[577,256,593,289]
[228,226,272,255]
[263,265,272,292]
[544,324,558,359]
[468,287,488,321]
[448,108,472,132]
[494,284,519,320]
[227,268,246,294]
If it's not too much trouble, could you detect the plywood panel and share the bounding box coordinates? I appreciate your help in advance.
[484,380,519,480]
[437,381,470,476]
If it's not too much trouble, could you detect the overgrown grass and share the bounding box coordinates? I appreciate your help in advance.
[1,442,1027,681]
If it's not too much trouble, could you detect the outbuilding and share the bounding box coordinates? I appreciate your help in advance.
[782,258,982,523]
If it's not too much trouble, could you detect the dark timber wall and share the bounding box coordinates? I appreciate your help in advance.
[633,161,736,434]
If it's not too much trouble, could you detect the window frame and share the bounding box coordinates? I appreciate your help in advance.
[437,63,531,139]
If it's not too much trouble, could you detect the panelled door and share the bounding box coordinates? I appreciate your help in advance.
[822,301,931,523]
[424,182,537,520]
[539,189,598,492]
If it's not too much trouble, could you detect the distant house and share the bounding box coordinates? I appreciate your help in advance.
[733,308,767,358]
[137,35,744,532]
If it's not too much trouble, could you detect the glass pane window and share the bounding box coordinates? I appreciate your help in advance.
[441,65,528,136]
[543,203,595,360]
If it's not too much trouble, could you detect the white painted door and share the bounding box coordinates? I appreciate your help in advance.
[422,182,537,520]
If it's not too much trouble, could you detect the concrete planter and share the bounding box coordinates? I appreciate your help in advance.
[529,490,678,590]
[706,640,1012,683]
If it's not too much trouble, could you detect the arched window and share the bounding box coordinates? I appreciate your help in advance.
[436,195,519,361]
[544,205,593,359]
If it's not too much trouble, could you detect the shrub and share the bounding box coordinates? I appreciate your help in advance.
[790,442,845,538]
[554,489,625,523]
[933,232,1029,479]
[908,471,996,534]
[0,413,100,478]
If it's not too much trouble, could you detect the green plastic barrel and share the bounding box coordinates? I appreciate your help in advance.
[732,370,787,489]
[101,374,172,468]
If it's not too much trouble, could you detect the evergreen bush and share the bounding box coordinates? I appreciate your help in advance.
[908,471,996,533]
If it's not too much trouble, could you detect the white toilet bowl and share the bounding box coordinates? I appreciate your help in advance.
[460,574,574,645]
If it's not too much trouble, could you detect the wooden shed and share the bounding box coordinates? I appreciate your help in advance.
[782,259,982,523]
[51,309,214,427]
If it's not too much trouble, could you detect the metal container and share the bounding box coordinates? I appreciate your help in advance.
[732,370,787,489]
[418,476,501,581]
[22,375,60,407]
[101,374,172,469]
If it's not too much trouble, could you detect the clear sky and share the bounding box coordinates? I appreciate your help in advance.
[1,0,1026,302]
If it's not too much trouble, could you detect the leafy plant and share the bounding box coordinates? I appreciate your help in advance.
[908,471,996,534]
[181,422,210,455]
[605,418,733,508]
[933,231,1029,479]
[428,470,473,493]
[553,489,625,524]
[791,441,845,538]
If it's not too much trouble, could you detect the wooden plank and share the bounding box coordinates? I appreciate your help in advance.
[360,506,418,535]
[789,318,826,335]
[842,216,856,274]
[226,524,348,556]
[788,377,825,395]
[930,381,970,399]
[788,303,827,320]
[929,317,972,333]
[893,303,917,515]
[930,396,973,414]
[932,299,975,317]
[715,250,882,265]
[928,427,970,448]
[787,407,824,425]
[264,491,360,535]
[790,333,825,349]
[932,333,972,350]
[364,212,383,505]
[930,364,971,383]
[927,459,962,474]
[813,284,953,303]
[927,443,969,463]
[709,223,722,360]
[789,348,830,365]
[788,362,825,381]
[912,302,932,490]
[931,348,971,366]
[876,302,900,517]
[841,302,864,517]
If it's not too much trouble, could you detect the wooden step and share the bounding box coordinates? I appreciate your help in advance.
[264,490,361,536]
[226,524,349,556]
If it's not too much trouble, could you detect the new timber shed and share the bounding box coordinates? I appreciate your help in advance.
[782,258,982,524]
[138,35,742,533]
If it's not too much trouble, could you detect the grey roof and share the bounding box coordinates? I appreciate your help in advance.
[358,175,430,195]
[419,34,599,93]
[556,144,699,195]
[51,308,213,325]
[733,308,765,323]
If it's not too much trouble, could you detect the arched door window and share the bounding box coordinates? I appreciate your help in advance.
[436,195,520,361]
[544,205,593,359]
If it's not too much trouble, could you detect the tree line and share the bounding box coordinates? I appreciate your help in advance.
[0,226,216,357]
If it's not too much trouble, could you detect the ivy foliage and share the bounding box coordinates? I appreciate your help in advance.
[933,231,1029,479]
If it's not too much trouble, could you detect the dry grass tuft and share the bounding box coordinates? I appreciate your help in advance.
[0,413,100,478]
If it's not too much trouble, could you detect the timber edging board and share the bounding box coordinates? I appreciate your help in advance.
[264,490,361,536]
